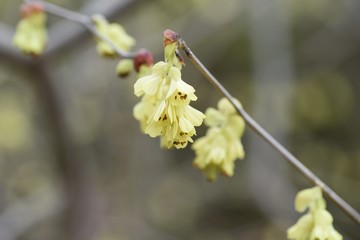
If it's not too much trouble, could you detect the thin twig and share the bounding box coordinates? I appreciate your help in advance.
[25,0,136,59]
[177,35,360,226]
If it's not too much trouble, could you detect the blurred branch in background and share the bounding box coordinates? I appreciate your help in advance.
[31,61,102,240]
[0,188,63,240]
[247,0,296,226]
[301,1,360,68]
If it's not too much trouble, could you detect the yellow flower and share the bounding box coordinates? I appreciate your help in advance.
[92,15,135,57]
[146,101,204,149]
[133,36,204,149]
[287,186,343,240]
[192,98,245,181]
[13,4,47,55]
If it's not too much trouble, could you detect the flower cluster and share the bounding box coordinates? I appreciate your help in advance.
[287,186,342,240]
[133,30,205,149]
[92,14,135,57]
[13,2,48,55]
[192,97,245,181]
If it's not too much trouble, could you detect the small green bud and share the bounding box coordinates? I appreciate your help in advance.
[116,59,134,78]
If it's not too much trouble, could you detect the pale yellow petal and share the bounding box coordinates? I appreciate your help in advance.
[221,161,234,177]
[167,104,175,123]
[145,121,163,137]
[183,105,205,126]
[179,115,195,133]
[133,101,145,120]
[203,164,218,181]
[287,214,313,240]
[152,101,166,122]
[134,74,162,97]
[218,97,238,115]
[166,77,178,99]
[176,79,196,95]
[168,66,182,80]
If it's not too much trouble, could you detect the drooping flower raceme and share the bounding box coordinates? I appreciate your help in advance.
[92,14,135,57]
[133,33,205,149]
[287,186,343,240]
[13,3,47,55]
[192,98,245,181]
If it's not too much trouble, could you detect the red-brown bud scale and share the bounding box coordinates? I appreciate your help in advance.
[134,49,154,72]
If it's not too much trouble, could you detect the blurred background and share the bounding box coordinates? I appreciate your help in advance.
[0,0,359,239]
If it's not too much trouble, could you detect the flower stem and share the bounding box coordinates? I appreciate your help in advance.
[25,0,136,59]
[177,33,360,226]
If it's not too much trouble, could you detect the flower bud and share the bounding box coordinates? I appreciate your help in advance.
[116,59,134,77]
[133,49,154,72]
[163,29,179,46]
